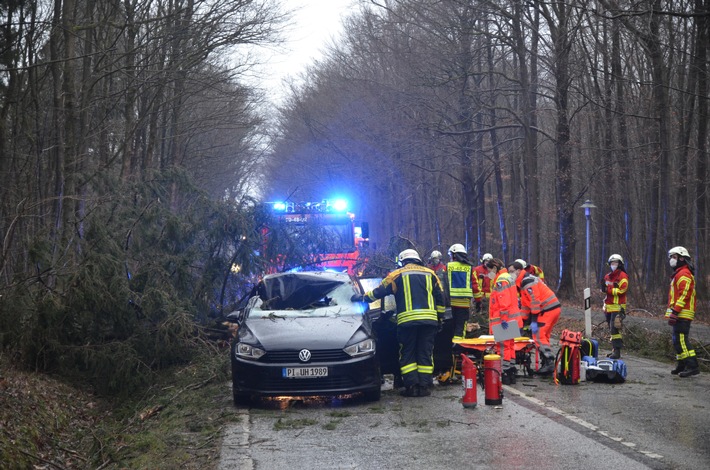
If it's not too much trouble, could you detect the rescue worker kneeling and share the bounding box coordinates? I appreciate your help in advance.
[485,258,524,384]
[509,260,561,375]
[353,249,446,397]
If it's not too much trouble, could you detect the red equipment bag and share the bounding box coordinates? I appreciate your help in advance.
[555,329,582,385]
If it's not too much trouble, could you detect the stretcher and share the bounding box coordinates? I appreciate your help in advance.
[453,335,535,352]
[452,335,539,376]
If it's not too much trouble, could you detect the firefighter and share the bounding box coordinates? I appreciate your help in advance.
[429,250,447,303]
[428,250,447,275]
[446,244,477,341]
[508,260,560,375]
[485,258,524,384]
[473,253,493,314]
[666,246,700,377]
[515,258,545,282]
[353,249,446,396]
[601,254,628,359]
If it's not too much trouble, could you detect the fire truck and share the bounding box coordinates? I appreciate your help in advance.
[264,199,369,276]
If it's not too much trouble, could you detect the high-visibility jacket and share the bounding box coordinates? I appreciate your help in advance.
[668,265,695,321]
[519,274,560,319]
[603,269,628,312]
[488,269,525,330]
[365,263,446,325]
[447,261,475,308]
[473,264,490,300]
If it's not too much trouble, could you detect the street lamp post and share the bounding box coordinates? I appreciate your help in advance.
[580,199,597,337]
[580,200,597,288]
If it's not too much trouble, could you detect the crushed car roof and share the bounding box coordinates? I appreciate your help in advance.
[257,271,352,310]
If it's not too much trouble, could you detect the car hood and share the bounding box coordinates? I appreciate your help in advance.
[246,315,365,350]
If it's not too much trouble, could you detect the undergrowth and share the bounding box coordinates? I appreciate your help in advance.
[0,344,239,470]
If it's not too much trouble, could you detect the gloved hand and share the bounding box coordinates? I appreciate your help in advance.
[501,320,509,330]
[530,322,539,334]
[613,282,619,288]
[437,320,443,333]
[351,294,365,302]
[666,308,679,325]
[474,301,482,313]
[600,279,607,292]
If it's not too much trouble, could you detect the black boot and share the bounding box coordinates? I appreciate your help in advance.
[502,369,511,385]
[400,385,419,397]
[607,348,620,359]
[418,384,431,397]
[679,357,700,378]
[671,360,686,375]
[509,367,517,384]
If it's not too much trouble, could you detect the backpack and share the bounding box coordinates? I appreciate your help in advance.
[580,337,599,359]
[554,329,582,385]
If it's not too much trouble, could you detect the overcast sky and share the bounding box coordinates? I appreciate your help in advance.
[253,0,358,102]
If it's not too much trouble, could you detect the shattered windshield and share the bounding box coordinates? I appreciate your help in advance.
[249,273,358,316]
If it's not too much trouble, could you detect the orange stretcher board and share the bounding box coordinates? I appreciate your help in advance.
[453,335,535,352]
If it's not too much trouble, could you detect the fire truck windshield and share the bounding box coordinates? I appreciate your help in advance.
[283,217,356,254]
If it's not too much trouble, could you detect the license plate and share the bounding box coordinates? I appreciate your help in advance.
[283,367,328,378]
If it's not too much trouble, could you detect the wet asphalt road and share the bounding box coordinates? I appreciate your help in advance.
[218,308,710,469]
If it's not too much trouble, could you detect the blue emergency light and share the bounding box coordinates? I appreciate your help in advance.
[331,199,348,212]
[268,199,350,214]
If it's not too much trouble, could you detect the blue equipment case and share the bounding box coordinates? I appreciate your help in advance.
[586,358,626,383]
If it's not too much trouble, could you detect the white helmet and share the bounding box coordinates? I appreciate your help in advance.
[668,246,690,258]
[608,254,624,264]
[448,243,467,255]
[514,258,528,269]
[430,250,442,260]
[398,249,421,263]
[481,253,493,263]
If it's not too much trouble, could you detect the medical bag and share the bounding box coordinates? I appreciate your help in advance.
[554,344,581,385]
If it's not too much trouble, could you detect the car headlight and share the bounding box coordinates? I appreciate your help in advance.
[234,327,266,360]
[343,338,375,357]
[234,342,266,360]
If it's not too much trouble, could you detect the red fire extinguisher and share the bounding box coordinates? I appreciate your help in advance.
[484,354,503,405]
[460,354,478,408]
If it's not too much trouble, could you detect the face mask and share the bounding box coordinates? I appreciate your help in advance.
[487,271,496,280]
[610,263,618,271]
[669,258,677,268]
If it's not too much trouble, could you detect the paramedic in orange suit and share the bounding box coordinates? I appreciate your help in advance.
[509,260,561,375]
[485,258,523,384]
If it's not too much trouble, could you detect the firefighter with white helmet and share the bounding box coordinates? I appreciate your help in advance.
[428,250,446,274]
[353,248,447,396]
[666,246,700,377]
[601,253,628,359]
[472,253,494,313]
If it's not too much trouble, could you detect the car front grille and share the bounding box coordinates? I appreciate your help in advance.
[261,349,350,363]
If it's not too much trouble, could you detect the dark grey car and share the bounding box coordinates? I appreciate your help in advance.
[229,271,381,405]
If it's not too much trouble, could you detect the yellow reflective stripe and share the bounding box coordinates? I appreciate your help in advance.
[401,363,417,374]
[450,298,471,307]
[418,365,433,374]
[397,310,438,324]
[403,273,413,312]
[426,275,434,311]
[611,333,622,340]
[605,304,624,312]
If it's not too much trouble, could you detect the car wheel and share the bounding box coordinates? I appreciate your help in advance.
[363,387,381,402]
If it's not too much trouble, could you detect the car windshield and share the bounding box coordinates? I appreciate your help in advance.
[249,273,357,317]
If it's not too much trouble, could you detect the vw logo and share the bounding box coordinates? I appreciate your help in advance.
[298,349,312,362]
